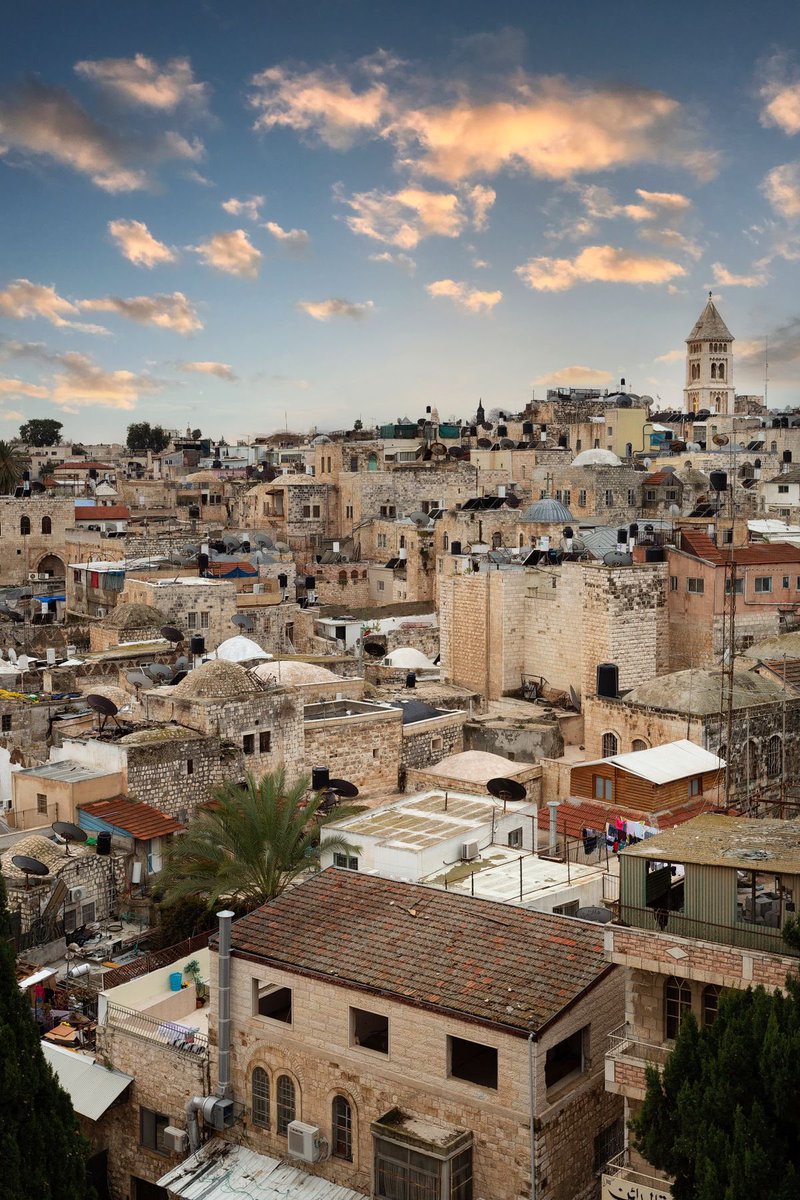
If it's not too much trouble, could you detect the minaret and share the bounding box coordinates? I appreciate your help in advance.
[476,399,485,425]
[684,293,735,415]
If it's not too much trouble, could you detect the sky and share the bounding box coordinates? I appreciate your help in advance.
[2,0,800,442]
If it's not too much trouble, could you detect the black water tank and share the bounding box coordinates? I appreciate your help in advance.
[312,766,330,792]
[645,546,664,562]
[277,573,288,589]
[629,523,639,539]
[406,671,417,689]
[784,450,793,464]
[451,540,462,555]
[497,425,508,437]
[597,662,619,698]
[305,575,315,589]
[198,552,209,575]
[189,634,205,656]
[558,434,568,448]
[522,421,534,437]
[563,526,574,539]
[188,505,200,520]
[617,527,627,544]
[96,831,112,856]
[709,471,728,491]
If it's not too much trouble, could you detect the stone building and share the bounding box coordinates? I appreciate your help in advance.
[303,699,404,795]
[212,869,624,1200]
[122,577,238,653]
[0,496,74,585]
[684,295,735,415]
[241,476,335,549]
[88,601,168,653]
[525,452,642,525]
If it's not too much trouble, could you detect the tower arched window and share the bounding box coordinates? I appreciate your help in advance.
[251,1067,269,1127]
[718,363,724,380]
[41,516,51,535]
[332,1095,353,1161]
[711,363,717,380]
[276,1075,296,1135]
[602,732,618,757]
[19,516,30,535]
[665,976,691,1039]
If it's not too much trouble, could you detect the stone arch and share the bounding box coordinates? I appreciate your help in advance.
[35,553,65,578]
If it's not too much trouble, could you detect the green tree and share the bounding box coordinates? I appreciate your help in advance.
[191,428,202,440]
[0,874,91,1199]
[0,441,25,494]
[159,769,358,909]
[18,419,63,446]
[353,419,363,432]
[126,422,169,453]
[633,982,800,1200]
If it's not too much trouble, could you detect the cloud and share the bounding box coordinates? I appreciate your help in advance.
[179,360,237,381]
[639,226,703,259]
[534,365,612,386]
[426,278,502,312]
[336,183,491,248]
[191,229,262,277]
[515,244,686,291]
[710,262,768,288]
[222,195,264,220]
[81,291,202,334]
[759,54,800,135]
[263,220,310,253]
[0,278,106,332]
[296,298,373,321]
[0,409,23,421]
[0,376,50,398]
[75,54,210,114]
[739,319,800,370]
[51,351,159,410]
[368,250,416,273]
[654,348,685,364]
[762,162,800,219]
[108,218,176,267]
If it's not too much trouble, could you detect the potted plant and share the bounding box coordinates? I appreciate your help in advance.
[184,959,206,1007]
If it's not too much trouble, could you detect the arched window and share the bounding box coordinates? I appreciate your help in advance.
[276,1075,296,1134]
[41,516,51,535]
[332,1095,353,1161]
[19,516,30,535]
[631,738,649,752]
[767,735,782,778]
[443,533,449,550]
[602,732,618,758]
[251,1067,269,1127]
[703,985,721,1027]
[665,976,691,1039]
[338,570,348,584]
[711,363,717,380]
[491,532,502,549]
[718,363,724,380]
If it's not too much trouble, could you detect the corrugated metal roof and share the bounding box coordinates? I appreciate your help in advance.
[582,738,723,784]
[79,797,184,840]
[41,1043,132,1120]
[158,1139,365,1199]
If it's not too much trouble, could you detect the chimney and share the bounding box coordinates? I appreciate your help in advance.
[547,801,560,855]
[215,909,235,1100]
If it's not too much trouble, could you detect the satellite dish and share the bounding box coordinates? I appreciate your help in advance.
[487,776,527,802]
[160,626,184,644]
[568,685,582,713]
[668,503,681,517]
[52,820,88,856]
[712,434,730,446]
[12,854,49,888]
[642,457,651,469]
[477,437,492,449]
[174,656,189,672]
[363,641,385,658]
[575,906,614,924]
[145,663,173,681]
[86,693,119,730]
[327,778,360,798]
[232,614,255,630]
[126,670,150,690]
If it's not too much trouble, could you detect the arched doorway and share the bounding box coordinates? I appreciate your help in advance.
[35,554,65,579]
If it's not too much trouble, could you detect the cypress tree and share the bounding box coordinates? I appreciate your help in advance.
[0,873,91,1200]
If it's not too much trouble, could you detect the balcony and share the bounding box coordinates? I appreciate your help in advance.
[619,902,799,957]
[104,1001,209,1060]
[601,1151,672,1200]
[605,1024,669,1101]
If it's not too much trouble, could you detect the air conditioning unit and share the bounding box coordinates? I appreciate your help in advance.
[68,886,86,903]
[162,1126,189,1154]
[0,799,11,812]
[96,607,106,618]
[461,840,479,862]
[27,572,46,582]
[287,1120,321,1163]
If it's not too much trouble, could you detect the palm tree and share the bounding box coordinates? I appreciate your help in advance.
[159,768,359,909]
[0,441,24,495]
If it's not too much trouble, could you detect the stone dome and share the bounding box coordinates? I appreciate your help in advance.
[171,658,259,698]
[571,448,622,467]
[253,660,341,685]
[520,498,575,523]
[105,602,167,630]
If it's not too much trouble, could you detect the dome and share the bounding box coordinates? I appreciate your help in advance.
[105,602,167,630]
[212,636,272,663]
[381,647,437,670]
[520,498,575,523]
[571,448,622,467]
[1,835,72,880]
[253,660,341,685]
[171,658,258,698]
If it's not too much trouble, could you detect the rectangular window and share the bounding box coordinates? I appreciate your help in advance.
[186,759,194,776]
[302,504,311,518]
[553,900,580,917]
[578,489,586,507]
[187,611,197,629]
[687,577,704,594]
[593,776,613,801]
[755,576,773,594]
[604,490,613,506]
[351,1006,388,1053]
[200,611,209,629]
[36,792,47,815]
[688,776,702,797]
[725,578,744,594]
[628,489,636,506]
[670,575,678,592]
[139,1107,169,1155]
[312,504,321,518]
[81,901,96,925]
[334,853,359,871]
[645,489,656,501]
[259,731,271,753]
[346,505,353,519]
[666,489,677,500]
[378,580,385,591]
[562,489,571,507]
[1,715,11,732]
[594,1119,625,1172]
[242,733,255,755]
[448,1035,498,1089]
[545,1026,587,1090]
[252,982,293,1022]
[64,908,77,933]
[783,576,790,589]
[508,827,523,849]
[778,484,789,494]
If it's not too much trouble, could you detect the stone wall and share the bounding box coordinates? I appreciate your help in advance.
[440,570,529,700]
[303,708,403,794]
[406,763,542,805]
[0,496,74,585]
[400,714,465,771]
[125,733,227,819]
[464,716,564,762]
[300,563,373,607]
[9,849,126,937]
[122,578,237,652]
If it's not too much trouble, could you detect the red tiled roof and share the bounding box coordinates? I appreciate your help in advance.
[645,470,678,487]
[224,869,613,1033]
[74,505,130,520]
[60,460,113,470]
[541,795,731,838]
[680,530,800,566]
[80,797,183,840]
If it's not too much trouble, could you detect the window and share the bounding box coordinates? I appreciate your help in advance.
[346,505,354,519]
[253,983,293,1022]
[186,759,194,776]
[755,576,773,594]
[41,516,51,535]
[670,575,678,591]
[350,456,358,472]
[628,489,636,506]
[646,489,656,502]
[632,738,648,752]
[784,576,791,589]
[508,827,523,849]
[725,578,743,594]
[140,1107,169,1154]
[20,516,30,535]
[276,1075,296,1135]
[242,733,255,755]
[332,1095,353,1161]
[64,908,77,934]
[36,792,47,815]
[378,581,385,592]
[604,489,614,506]
[334,853,359,871]
[594,775,613,801]
[594,1118,625,1173]
[431,736,443,754]
[665,976,691,1039]
[779,485,790,494]
[703,985,721,1028]
[81,901,96,924]
[302,505,311,518]
[259,731,271,753]
[374,1138,472,1200]
[688,776,702,797]
[448,1036,498,1089]
[687,577,704,594]
[1,715,11,733]
[200,611,209,628]
[187,611,197,629]
[351,1006,388,1053]
[767,735,782,778]
[578,489,586,507]
[666,489,677,501]
[563,489,571,507]
[552,899,580,917]
[312,504,321,518]
[601,732,618,757]
[251,1067,270,1126]
[545,1026,587,1090]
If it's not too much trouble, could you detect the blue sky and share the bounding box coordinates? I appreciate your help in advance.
[1,0,800,441]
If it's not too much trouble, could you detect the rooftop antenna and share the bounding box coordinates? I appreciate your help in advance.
[764,335,769,411]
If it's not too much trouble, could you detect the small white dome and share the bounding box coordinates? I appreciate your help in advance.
[382,647,437,669]
[212,636,271,663]
[571,448,622,467]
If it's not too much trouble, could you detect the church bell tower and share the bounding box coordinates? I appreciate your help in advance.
[684,293,735,415]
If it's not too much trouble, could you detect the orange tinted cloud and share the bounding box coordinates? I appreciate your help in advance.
[337,184,491,248]
[516,244,686,291]
[426,279,502,312]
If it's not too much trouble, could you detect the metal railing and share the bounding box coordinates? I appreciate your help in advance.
[617,903,800,957]
[606,1023,670,1068]
[100,929,214,989]
[602,1151,673,1199]
[104,1001,209,1058]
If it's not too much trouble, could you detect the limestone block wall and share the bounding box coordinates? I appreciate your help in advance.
[0,496,74,585]
[124,734,227,819]
[303,709,402,793]
[400,715,465,771]
[123,578,237,652]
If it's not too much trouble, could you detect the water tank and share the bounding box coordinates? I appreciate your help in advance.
[596,663,619,699]
[645,546,664,562]
[563,526,574,539]
[190,634,205,656]
[629,523,639,539]
[497,425,508,437]
[188,505,200,520]
[312,767,330,792]
[406,671,417,689]
[451,540,462,556]
[522,421,534,437]
[709,471,728,491]
[305,575,315,590]
[784,450,793,464]
[277,573,288,589]
[198,552,209,574]
[558,434,568,448]
[96,831,112,856]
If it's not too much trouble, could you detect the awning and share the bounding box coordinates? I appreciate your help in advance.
[159,1139,365,1198]
[18,967,57,990]
[41,1043,132,1120]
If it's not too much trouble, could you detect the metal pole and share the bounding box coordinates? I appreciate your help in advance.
[528,1033,537,1200]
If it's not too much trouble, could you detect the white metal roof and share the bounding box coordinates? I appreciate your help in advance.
[18,967,57,990]
[584,738,723,784]
[41,1043,132,1120]
[159,1140,365,1199]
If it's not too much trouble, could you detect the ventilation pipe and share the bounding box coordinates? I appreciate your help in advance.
[185,909,236,1153]
[547,801,560,855]
[498,484,506,498]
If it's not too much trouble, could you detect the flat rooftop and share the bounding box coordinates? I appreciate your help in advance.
[325,791,531,851]
[423,845,604,904]
[622,813,800,873]
[304,699,397,721]
[14,759,115,783]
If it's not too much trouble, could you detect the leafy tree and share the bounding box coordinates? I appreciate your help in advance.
[191,428,202,440]
[126,422,169,453]
[0,441,25,495]
[18,419,63,446]
[159,769,358,909]
[353,419,363,432]
[633,981,800,1200]
[0,874,92,1199]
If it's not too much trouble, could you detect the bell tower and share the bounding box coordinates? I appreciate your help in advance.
[684,293,735,415]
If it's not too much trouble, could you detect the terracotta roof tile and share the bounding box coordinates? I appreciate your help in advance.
[80,797,183,840]
[680,530,800,567]
[225,870,613,1033]
[74,505,130,520]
